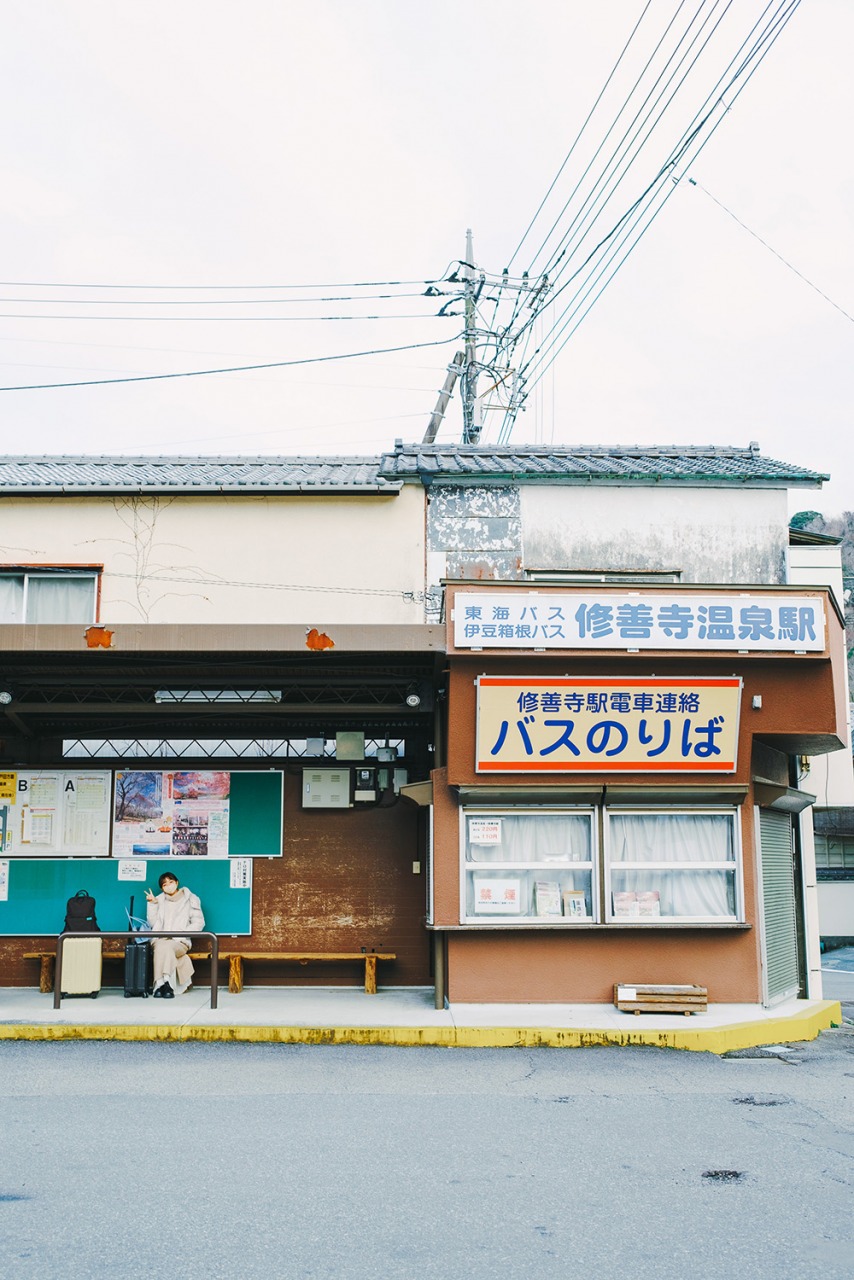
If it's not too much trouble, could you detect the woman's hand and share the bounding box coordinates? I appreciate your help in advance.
[144,888,156,903]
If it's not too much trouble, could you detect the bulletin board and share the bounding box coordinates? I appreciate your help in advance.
[0,770,112,857]
[112,769,283,858]
[0,857,252,936]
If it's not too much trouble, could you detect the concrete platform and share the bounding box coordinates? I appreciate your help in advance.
[0,985,842,1053]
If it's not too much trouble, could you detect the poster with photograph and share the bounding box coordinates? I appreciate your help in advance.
[113,770,231,858]
[3,771,112,856]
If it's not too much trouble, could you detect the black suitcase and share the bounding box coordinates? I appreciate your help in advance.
[124,896,153,997]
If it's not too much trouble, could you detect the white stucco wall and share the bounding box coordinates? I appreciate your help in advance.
[787,545,846,612]
[521,485,790,584]
[817,883,854,937]
[788,545,854,808]
[0,487,426,624]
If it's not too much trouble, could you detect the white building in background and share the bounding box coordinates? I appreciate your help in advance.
[788,526,854,944]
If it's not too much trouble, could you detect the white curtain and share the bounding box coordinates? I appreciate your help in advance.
[27,577,94,623]
[608,813,735,917]
[465,813,593,918]
[467,813,591,863]
[0,576,24,623]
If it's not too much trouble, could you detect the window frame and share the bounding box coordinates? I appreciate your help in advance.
[455,802,745,927]
[0,567,100,625]
[459,805,599,926]
[603,805,743,925]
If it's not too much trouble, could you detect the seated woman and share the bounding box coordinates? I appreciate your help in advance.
[145,872,205,997]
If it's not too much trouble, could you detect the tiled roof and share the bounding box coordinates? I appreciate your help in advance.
[0,455,396,493]
[0,444,827,493]
[379,443,828,486]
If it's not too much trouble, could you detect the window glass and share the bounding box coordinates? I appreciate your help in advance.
[606,811,738,920]
[816,835,854,869]
[462,810,596,923]
[26,576,95,623]
[0,575,25,623]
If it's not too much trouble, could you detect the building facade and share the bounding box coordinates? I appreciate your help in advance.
[0,445,847,1006]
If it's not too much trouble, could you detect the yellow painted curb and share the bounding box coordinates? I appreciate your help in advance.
[0,1000,841,1052]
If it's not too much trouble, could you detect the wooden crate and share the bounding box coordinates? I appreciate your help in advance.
[614,983,708,1015]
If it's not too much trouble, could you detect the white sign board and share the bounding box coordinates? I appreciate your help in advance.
[453,592,825,652]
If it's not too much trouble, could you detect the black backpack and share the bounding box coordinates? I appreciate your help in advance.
[63,890,100,933]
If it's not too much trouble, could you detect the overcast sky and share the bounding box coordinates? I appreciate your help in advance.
[1,1,851,515]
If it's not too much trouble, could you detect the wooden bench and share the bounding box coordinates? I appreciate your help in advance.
[614,983,708,1015]
[219,951,396,995]
[24,950,210,994]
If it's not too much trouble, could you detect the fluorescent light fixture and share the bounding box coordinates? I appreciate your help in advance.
[154,689,282,704]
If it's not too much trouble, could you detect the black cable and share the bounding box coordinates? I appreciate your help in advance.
[688,179,854,326]
[0,290,439,305]
[500,0,705,341]
[511,0,795,361]
[0,311,452,323]
[526,0,702,278]
[505,0,654,271]
[0,334,464,392]
[0,269,457,290]
[533,0,732,290]
[516,1,801,408]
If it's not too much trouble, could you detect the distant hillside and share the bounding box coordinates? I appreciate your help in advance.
[792,510,854,690]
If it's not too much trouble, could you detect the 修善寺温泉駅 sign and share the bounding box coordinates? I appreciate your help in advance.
[454,592,825,652]
[476,676,742,773]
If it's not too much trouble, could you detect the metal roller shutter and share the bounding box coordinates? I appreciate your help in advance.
[759,808,799,1004]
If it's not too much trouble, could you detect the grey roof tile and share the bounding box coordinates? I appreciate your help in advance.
[0,443,827,492]
[379,442,828,486]
[0,455,395,493]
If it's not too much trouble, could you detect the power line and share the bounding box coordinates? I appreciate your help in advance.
[0,271,456,290]
[499,0,802,432]
[0,311,451,322]
[0,290,439,305]
[0,334,463,392]
[105,569,421,599]
[514,2,802,413]
[687,178,854,326]
[498,1,728,352]
[527,0,707,280]
[505,0,654,271]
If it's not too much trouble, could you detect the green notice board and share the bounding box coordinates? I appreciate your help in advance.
[228,771,282,857]
[112,769,283,858]
[0,858,251,936]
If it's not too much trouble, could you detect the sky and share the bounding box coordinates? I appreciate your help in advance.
[0,1,852,515]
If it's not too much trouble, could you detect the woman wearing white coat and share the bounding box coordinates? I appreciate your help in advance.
[145,872,205,997]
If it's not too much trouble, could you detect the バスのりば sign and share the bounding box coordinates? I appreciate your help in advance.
[476,676,742,773]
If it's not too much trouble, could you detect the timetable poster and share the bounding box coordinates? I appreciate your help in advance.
[2,771,112,856]
[113,770,231,859]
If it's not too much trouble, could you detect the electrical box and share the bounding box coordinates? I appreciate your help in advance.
[336,731,365,761]
[393,768,408,794]
[353,766,376,803]
[302,769,352,809]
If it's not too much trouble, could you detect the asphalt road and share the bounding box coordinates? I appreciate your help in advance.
[2,1033,853,1280]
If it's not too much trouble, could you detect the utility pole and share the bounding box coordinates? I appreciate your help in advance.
[423,352,464,444]
[462,228,480,444]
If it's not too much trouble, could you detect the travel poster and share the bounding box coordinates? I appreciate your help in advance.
[113,770,231,858]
